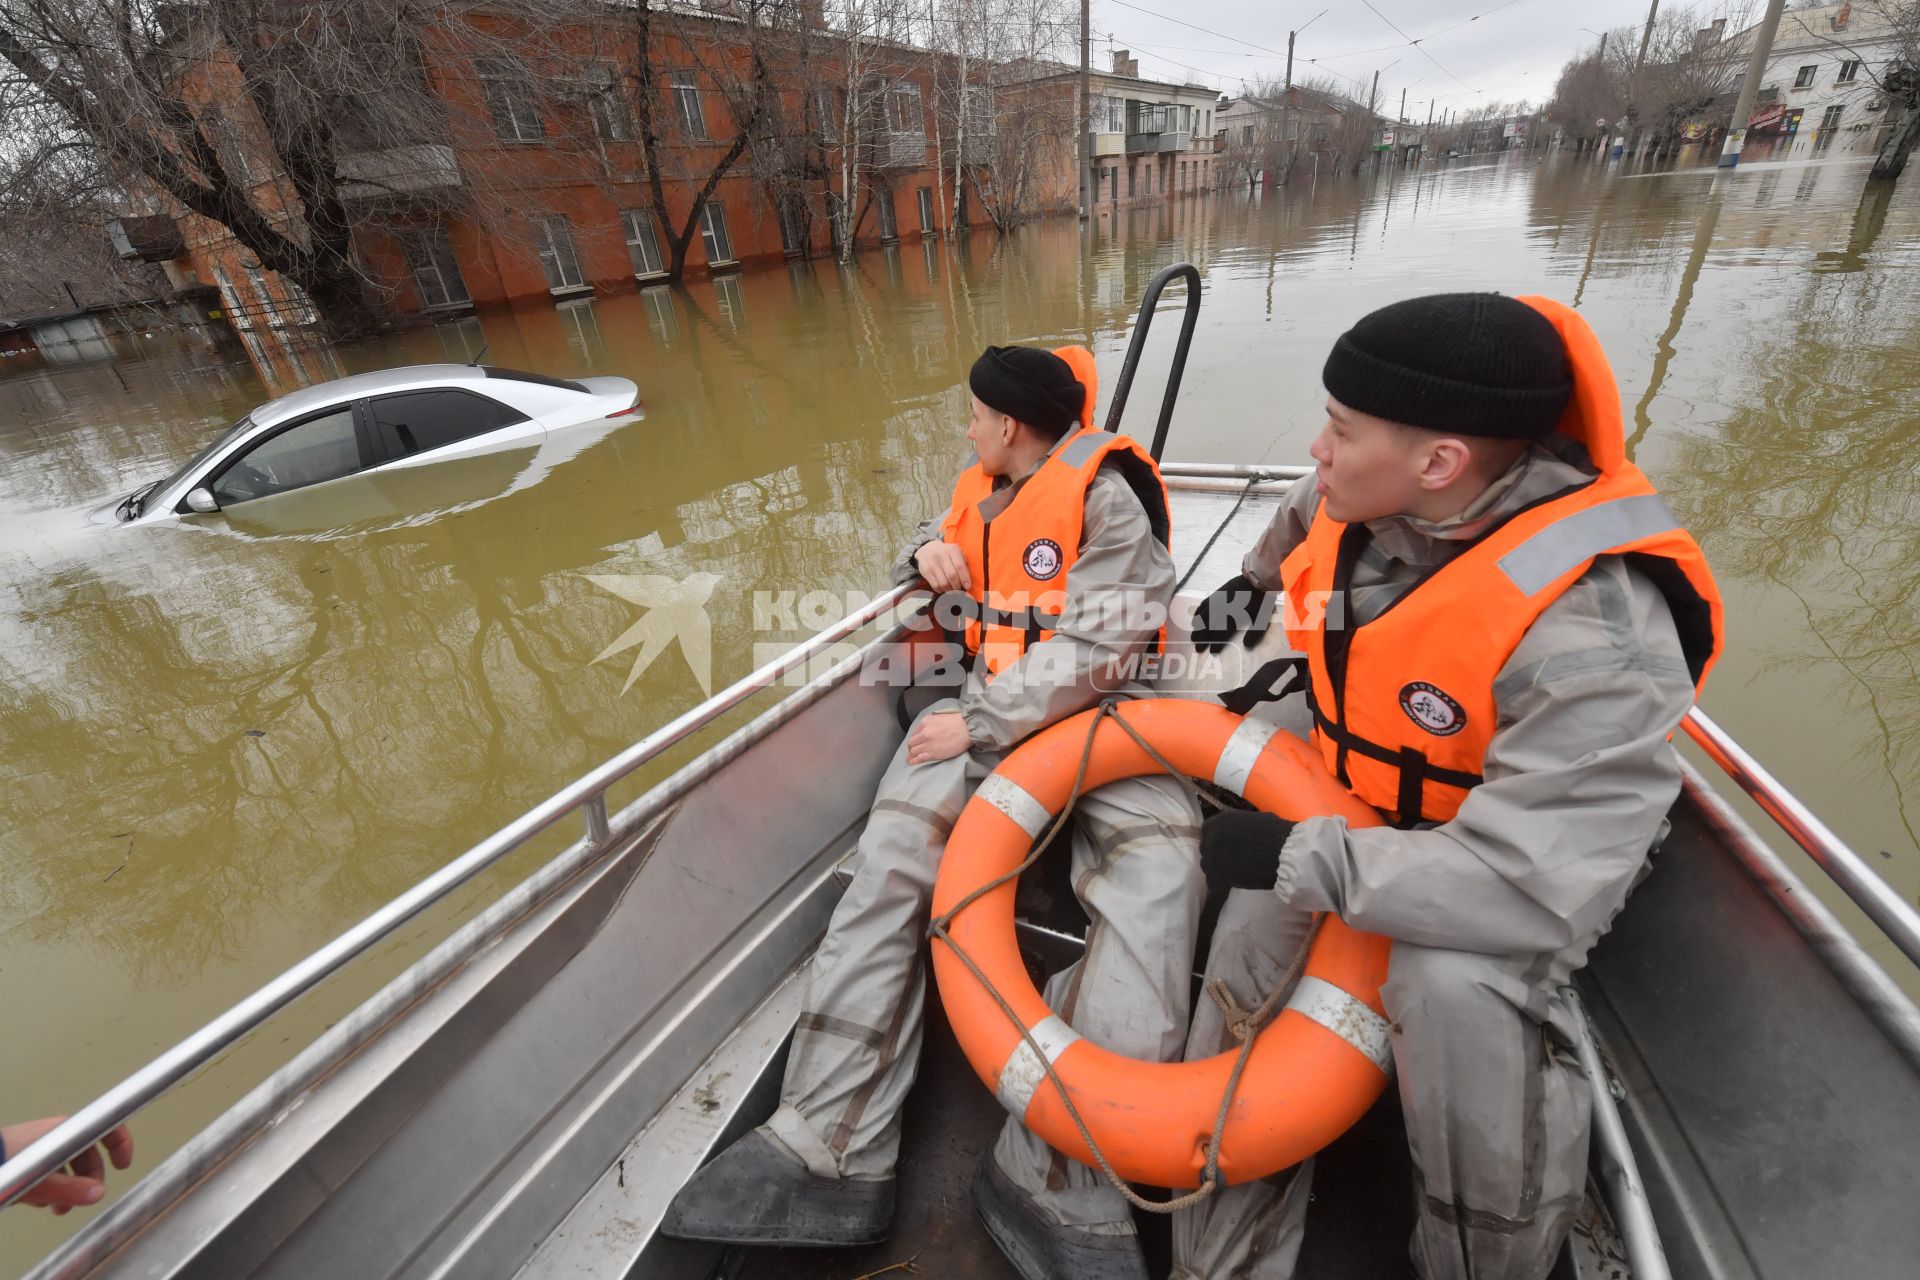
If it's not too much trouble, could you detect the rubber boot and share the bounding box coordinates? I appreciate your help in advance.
[971,1157,1150,1280]
[659,1128,895,1247]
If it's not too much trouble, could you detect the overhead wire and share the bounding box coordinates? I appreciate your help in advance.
[1357,0,1479,92]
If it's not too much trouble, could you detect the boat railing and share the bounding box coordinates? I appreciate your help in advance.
[0,581,922,1209]
[8,465,1920,1234]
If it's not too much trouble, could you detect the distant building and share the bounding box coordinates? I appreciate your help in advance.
[1213,85,1372,186]
[1715,2,1908,154]
[1063,52,1220,210]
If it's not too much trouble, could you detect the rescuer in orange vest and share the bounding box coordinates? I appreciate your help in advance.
[665,345,1202,1280]
[1177,293,1722,1280]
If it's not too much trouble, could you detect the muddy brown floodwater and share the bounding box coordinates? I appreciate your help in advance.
[3,146,1916,1266]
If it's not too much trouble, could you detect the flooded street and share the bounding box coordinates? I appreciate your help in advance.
[4,146,1918,1262]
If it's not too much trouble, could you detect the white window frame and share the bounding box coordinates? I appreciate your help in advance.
[671,73,706,139]
[1793,64,1817,89]
[622,208,666,278]
[477,58,544,142]
[887,83,925,135]
[212,265,251,331]
[1837,60,1861,85]
[586,64,630,140]
[699,203,735,266]
[404,229,471,309]
[917,186,934,234]
[535,214,587,291]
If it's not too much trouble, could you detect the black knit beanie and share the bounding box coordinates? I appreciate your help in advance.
[969,345,1085,438]
[1321,293,1573,439]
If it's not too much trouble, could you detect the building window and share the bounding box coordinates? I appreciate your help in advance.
[1837,60,1861,84]
[1243,124,1254,144]
[476,58,543,142]
[212,265,251,330]
[622,209,665,277]
[243,264,280,326]
[1128,164,1136,197]
[1819,104,1845,131]
[876,187,898,241]
[586,65,630,140]
[700,203,735,265]
[776,196,808,256]
[1794,64,1817,89]
[1179,161,1187,191]
[815,87,845,142]
[403,229,470,308]
[671,73,706,139]
[1109,167,1117,204]
[888,83,925,135]
[534,215,586,290]
[918,186,934,233]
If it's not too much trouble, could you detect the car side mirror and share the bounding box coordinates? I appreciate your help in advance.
[184,487,220,514]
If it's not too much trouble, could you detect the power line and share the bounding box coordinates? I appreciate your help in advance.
[1357,0,1479,92]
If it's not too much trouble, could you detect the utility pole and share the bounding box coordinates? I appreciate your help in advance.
[1079,0,1091,218]
[1625,0,1659,155]
[1282,30,1296,180]
[1369,68,1380,117]
[1398,86,1406,122]
[1718,0,1787,168]
[1280,12,1324,184]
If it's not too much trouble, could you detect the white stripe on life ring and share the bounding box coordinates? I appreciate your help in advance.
[974,773,1053,839]
[1285,976,1394,1074]
[1213,715,1281,796]
[994,1014,1083,1117]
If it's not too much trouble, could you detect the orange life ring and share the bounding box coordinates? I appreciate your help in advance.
[929,698,1393,1189]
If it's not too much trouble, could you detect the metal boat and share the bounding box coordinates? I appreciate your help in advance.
[10,267,1920,1280]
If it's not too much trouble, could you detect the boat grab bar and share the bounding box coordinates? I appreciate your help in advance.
[0,583,922,1208]
[1682,708,1920,972]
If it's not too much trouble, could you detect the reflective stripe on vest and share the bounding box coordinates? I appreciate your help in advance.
[939,427,1171,678]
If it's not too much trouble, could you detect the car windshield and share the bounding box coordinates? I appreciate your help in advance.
[154,415,254,498]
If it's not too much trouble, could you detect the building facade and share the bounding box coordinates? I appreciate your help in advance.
[1076,52,1219,211]
[113,8,1080,337]
[1720,2,1909,155]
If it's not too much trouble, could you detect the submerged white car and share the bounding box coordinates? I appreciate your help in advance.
[112,364,642,524]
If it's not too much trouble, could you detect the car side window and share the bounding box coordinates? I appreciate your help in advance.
[367,390,527,460]
[208,408,362,506]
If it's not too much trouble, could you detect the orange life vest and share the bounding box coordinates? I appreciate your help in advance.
[937,347,1170,678]
[1279,295,1724,826]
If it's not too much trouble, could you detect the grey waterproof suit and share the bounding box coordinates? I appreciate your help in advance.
[1173,439,1699,1280]
[764,440,1205,1240]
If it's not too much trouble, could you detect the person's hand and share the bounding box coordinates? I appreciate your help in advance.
[906,710,972,765]
[1,1116,134,1214]
[1199,810,1296,893]
[914,541,971,594]
[1189,573,1275,654]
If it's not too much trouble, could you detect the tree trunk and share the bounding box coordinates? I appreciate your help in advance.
[1869,103,1920,182]
[304,254,385,340]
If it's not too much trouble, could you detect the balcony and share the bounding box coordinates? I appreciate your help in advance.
[868,131,927,169]
[961,133,996,165]
[107,215,185,263]
[1126,130,1190,154]
[1091,131,1124,157]
[337,143,463,202]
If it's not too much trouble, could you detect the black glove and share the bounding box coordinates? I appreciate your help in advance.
[1189,573,1275,654]
[1199,809,1295,893]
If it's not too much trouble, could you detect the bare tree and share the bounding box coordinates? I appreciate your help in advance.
[626,0,786,280]
[0,0,614,339]
[940,0,1075,231]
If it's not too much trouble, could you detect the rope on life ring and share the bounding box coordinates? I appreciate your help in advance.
[928,697,1393,1206]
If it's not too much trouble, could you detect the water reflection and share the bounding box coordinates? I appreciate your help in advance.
[5,150,1920,1263]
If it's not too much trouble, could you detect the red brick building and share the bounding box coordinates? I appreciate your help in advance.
[120,7,1082,334]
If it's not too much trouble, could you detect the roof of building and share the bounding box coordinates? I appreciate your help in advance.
[1719,2,1910,60]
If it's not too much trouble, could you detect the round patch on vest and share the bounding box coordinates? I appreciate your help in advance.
[1023,538,1064,581]
[1399,682,1466,737]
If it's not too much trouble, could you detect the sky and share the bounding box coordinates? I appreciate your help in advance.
[1085,0,1726,119]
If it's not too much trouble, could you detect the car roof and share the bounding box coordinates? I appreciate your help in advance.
[252,364,495,429]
